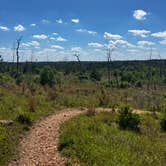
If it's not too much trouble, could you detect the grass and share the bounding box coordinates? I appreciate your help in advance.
[0,86,59,166]
[59,112,166,166]
[0,80,166,165]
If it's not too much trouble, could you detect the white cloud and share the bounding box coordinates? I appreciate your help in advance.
[30,24,36,27]
[71,47,81,52]
[50,37,56,40]
[52,32,58,35]
[133,9,147,20]
[42,19,50,24]
[22,41,40,48]
[56,36,67,42]
[76,29,97,35]
[137,40,155,46]
[51,45,64,49]
[30,41,40,47]
[160,40,166,45]
[127,49,139,53]
[128,29,151,37]
[56,19,63,24]
[14,24,26,32]
[88,42,103,48]
[151,31,166,38]
[71,18,79,24]
[104,32,122,40]
[33,34,48,39]
[0,26,10,31]
[110,40,135,48]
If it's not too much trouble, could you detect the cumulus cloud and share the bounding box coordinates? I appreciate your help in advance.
[56,36,67,42]
[137,40,155,46]
[51,45,64,49]
[151,31,166,38]
[71,47,81,52]
[0,26,10,31]
[71,18,79,24]
[88,42,103,48]
[104,32,122,40]
[76,29,97,35]
[52,32,58,35]
[110,40,135,48]
[56,19,63,24]
[133,9,147,20]
[14,24,26,32]
[128,29,151,37]
[42,19,51,24]
[160,40,166,45]
[22,41,40,48]
[33,34,48,39]
[30,24,36,27]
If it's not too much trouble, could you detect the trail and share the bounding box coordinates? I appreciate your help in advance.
[8,108,149,166]
[9,109,83,166]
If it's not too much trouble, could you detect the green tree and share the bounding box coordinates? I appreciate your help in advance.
[90,69,101,81]
[118,106,140,131]
[40,66,55,86]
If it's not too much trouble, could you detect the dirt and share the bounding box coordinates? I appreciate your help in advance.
[8,108,149,166]
[8,109,83,166]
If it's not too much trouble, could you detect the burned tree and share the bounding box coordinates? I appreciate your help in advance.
[73,50,81,68]
[106,45,114,84]
[15,36,22,76]
[73,48,85,81]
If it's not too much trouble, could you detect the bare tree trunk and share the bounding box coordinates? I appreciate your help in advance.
[107,47,114,84]
[16,37,22,77]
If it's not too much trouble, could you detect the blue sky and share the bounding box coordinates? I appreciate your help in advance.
[0,0,166,61]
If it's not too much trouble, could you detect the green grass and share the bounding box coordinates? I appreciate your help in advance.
[59,112,166,166]
[0,86,59,166]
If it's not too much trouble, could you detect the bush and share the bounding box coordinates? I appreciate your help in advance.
[160,118,166,131]
[90,69,101,81]
[120,81,130,88]
[16,114,32,125]
[117,106,140,131]
[160,108,166,131]
[40,66,55,86]
[0,74,14,85]
[27,97,37,112]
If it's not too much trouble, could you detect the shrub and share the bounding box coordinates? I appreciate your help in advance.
[90,69,101,81]
[40,66,55,86]
[160,118,166,131]
[0,74,14,85]
[160,108,166,131]
[16,114,32,125]
[99,87,110,106]
[120,81,130,88]
[27,97,37,112]
[117,106,140,131]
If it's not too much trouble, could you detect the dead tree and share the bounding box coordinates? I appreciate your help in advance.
[12,42,16,63]
[16,36,22,76]
[106,45,114,84]
[73,50,82,70]
[147,46,153,90]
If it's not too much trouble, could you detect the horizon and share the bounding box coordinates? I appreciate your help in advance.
[0,0,166,62]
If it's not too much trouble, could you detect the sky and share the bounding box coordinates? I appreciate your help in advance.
[0,0,166,61]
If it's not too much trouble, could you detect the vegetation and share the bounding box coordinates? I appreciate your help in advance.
[0,60,166,165]
[59,112,166,166]
[117,106,140,131]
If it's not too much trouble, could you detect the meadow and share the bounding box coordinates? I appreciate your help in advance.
[0,61,166,165]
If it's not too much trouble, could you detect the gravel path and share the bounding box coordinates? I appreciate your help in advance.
[8,108,149,166]
[9,109,83,166]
